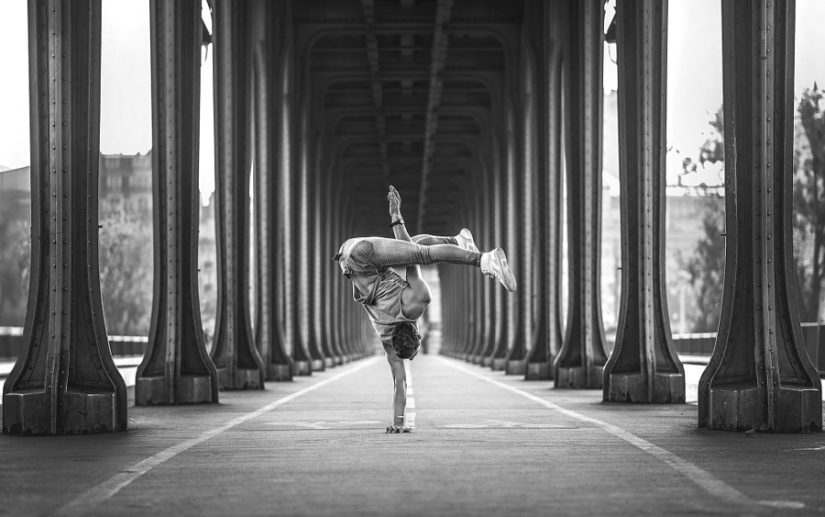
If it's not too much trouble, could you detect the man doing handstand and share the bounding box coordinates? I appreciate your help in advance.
[333,186,517,433]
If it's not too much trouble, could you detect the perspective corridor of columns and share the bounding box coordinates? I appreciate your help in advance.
[2,0,820,435]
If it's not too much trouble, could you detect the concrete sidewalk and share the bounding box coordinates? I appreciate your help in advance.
[0,354,824,516]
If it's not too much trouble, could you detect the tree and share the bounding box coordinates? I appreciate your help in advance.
[684,87,825,333]
[794,85,825,322]
[680,107,726,333]
[0,203,31,327]
[98,209,154,336]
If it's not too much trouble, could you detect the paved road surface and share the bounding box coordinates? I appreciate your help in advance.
[1,354,824,516]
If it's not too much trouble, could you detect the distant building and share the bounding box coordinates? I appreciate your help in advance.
[0,152,154,218]
[98,151,153,215]
[0,166,31,221]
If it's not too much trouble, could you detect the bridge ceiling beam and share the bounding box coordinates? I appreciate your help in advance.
[416,0,454,234]
[360,0,391,187]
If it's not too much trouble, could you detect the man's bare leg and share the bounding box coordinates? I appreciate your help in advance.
[383,343,412,433]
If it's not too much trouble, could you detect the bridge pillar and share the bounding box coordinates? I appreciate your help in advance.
[489,137,511,370]
[210,0,266,390]
[505,101,529,375]
[469,183,491,363]
[524,0,564,380]
[603,0,685,403]
[313,161,333,368]
[477,163,498,365]
[327,181,345,365]
[297,113,324,372]
[2,0,127,435]
[699,0,822,431]
[136,0,220,405]
[554,0,609,389]
[251,4,292,382]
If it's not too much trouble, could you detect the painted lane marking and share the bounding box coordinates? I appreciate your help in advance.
[405,361,416,429]
[438,358,804,511]
[265,420,381,430]
[442,420,575,429]
[52,357,381,517]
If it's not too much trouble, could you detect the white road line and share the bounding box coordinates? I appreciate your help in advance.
[438,358,803,511]
[405,361,416,429]
[52,357,381,517]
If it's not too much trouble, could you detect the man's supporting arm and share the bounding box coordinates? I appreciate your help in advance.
[384,343,407,428]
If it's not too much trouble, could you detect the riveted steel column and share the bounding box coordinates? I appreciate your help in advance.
[486,140,508,368]
[3,0,127,435]
[312,152,333,368]
[477,161,497,364]
[136,0,219,405]
[505,101,529,375]
[299,132,324,372]
[326,173,344,364]
[210,0,266,390]
[252,7,292,382]
[699,0,821,431]
[286,108,312,375]
[604,0,685,403]
[525,0,564,380]
[554,0,609,388]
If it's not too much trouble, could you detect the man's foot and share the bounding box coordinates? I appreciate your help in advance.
[455,228,479,253]
[386,425,412,433]
[480,248,517,292]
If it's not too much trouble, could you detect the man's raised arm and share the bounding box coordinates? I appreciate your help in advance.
[387,185,412,243]
[386,186,424,285]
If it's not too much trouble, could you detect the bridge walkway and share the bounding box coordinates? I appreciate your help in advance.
[1,354,824,516]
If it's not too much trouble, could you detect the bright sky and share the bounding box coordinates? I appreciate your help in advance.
[0,0,823,195]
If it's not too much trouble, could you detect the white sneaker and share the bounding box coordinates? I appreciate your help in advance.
[455,228,479,253]
[480,248,517,292]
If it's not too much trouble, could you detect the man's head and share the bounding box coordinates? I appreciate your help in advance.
[391,322,420,360]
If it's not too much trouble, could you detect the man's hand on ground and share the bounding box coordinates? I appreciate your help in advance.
[387,185,402,219]
[385,425,412,434]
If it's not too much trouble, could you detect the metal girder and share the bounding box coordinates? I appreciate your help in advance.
[417,0,455,234]
[253,7,292,381]
[3,0,127,435]
[603,0,685,403]
[554,0,608,389]
[699,0,821,431]
[210,0,266,390]
[136,0,220,405]
[360,0,391,186]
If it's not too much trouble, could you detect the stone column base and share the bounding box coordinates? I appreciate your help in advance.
[492,358,507,371]
[136,375,214,405]
[525,362,552,380]
[481,357,493,367]
[267,364,293,382]
[311,359,325,372]
[704,384,821,432]
[4,388,118,435]
[217,368,264,390]
[505,360,525,375]
[293,361,312,376]
[605,372,684,403]
[555,365,604,389]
